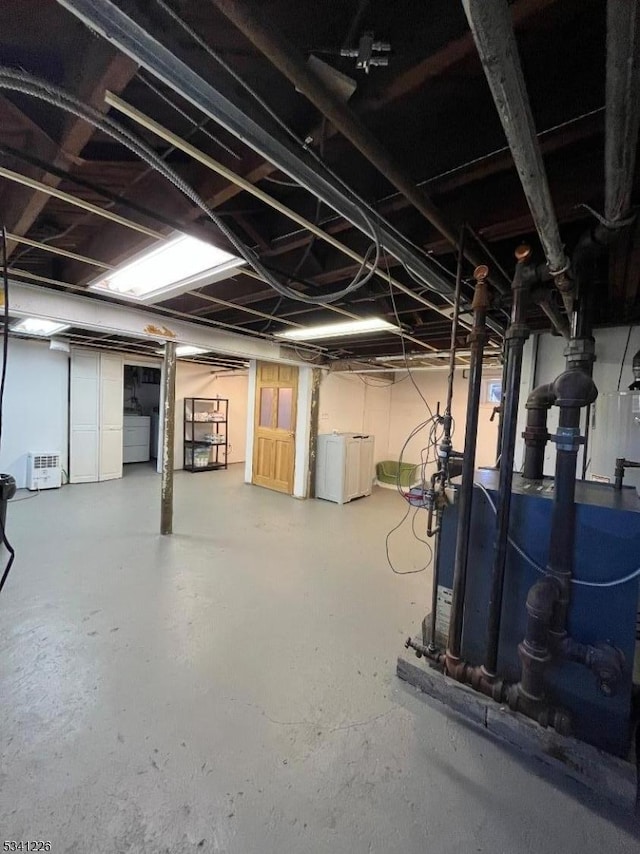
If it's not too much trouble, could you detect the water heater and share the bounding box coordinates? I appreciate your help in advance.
[588,392,640,492]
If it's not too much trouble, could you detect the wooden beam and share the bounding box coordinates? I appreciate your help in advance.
[2,47,137,256]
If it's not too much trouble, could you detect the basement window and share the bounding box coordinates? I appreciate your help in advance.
[483,378,503,405]
[89,234,244,304]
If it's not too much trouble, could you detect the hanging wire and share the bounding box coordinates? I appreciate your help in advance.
[0,66,381,306]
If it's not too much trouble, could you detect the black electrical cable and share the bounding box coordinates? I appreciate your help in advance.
[0,226,16,596]
[385,257,434,418]
[137,71,242,160]
[0,66,381,306]
[152,4,392,244]
[617,324,634,391]
[385,504,433,575]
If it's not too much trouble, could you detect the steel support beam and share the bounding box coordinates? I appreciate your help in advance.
[54,0,459,301]
[160,340,176,535]
[6,279,310,365]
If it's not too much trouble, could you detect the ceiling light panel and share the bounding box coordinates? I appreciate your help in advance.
[276,318,397,341]
[12,318,71,337]
[89,234,244,303]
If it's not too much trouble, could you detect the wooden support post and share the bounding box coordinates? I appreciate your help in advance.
[161,341,177,535]
[307,368,321,499]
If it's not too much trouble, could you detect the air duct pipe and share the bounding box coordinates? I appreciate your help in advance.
[604,0,640,226]
[462,0,572,313]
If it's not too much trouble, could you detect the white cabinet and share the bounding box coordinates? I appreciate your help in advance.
[123,415,150,463]
[316,433,374,504]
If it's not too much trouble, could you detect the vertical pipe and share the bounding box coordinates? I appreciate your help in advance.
[494,340,508,467]
[428,506,442,650]
[445,225,467,419]
[547,406,581,635]
[484,248,531,675]
[432,226,465,650]
[446,266,491,666]
[161,341,177,536]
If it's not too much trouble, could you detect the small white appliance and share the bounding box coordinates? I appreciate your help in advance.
[26,452,62,491]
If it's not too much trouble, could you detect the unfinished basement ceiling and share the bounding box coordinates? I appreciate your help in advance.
[0,0,637,362]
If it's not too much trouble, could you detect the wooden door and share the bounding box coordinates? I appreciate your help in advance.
[253,362,298,493]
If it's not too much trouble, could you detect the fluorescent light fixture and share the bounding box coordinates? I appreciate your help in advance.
[175,345,208,357]
[155,344,209,357]
[89,233,244,303]
[12,317,70,337]
[276,317,397,341]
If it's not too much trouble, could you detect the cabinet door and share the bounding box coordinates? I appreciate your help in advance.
[70,351,100,483]
[99,354,123,481]
[359,437,374,496]
[69,351,123,483]
[344,437,362,501]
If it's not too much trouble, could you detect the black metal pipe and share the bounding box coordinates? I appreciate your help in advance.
[446,266,491,664]
[517,579,558,700]
[614,457,640,490]
[547,408,581,636]
[440,225,467,482]
[522,407,549,480]
[494,340,508,467]
[522,383,555,481]
[428,506,442,651]
[484,248,531,675]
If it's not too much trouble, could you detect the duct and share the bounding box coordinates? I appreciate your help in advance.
[605,0,640,225]
[55,0,466,305]
[445,266,491,666]
[461,0,572,313]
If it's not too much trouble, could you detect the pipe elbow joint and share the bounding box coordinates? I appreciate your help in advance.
[526,382,555,410]
[525,579,560,619]
[560,637,625,697]
[552,369,598,409]
[586,643,625,697]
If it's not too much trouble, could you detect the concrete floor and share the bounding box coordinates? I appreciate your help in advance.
[0,464,638,852]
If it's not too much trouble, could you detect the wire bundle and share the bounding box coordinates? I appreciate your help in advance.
[0,66,380,307]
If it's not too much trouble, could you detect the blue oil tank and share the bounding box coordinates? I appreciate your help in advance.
[434,469,640,757]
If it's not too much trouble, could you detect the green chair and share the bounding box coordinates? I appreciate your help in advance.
[376,460,419,488]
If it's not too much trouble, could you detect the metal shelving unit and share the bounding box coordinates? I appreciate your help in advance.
[184,397,228,472]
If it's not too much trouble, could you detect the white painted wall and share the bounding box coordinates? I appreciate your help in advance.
[0,338,69,489]
[319,368,501,479]
[174,363,249,468]
[318,372,392,463]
